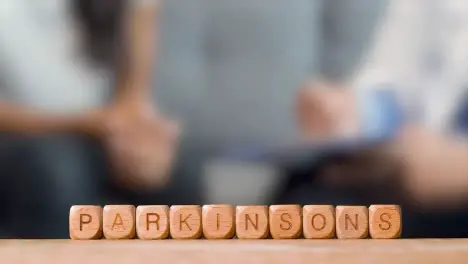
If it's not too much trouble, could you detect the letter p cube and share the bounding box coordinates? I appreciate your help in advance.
[69,206,103,240]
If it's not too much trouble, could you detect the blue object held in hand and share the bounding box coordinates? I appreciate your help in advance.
[360,87,405,141]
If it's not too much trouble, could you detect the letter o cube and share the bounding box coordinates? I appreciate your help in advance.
[303,205,335,239]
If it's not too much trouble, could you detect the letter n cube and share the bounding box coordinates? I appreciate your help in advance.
[236,206,269,239]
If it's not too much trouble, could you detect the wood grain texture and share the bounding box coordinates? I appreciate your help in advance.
[303,205,335,239]
[2,240,468,264]
[336,206,368,239]
[236,206,269,239]
[269,205,302,239]
[136,205,169,239]
[202,205,235,239]
[170,206,202,239]
[369,205,402,239]
[103,205,136,239]
[69,206,103,240]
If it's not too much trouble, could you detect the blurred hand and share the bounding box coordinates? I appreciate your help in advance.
[392,126,468,209]
[318,126,468,210]
[297,82,360,141]
[99,98,180,190]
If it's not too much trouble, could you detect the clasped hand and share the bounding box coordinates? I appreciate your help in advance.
[96,97,180,190]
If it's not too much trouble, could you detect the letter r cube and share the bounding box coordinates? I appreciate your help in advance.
[136,205,169,239]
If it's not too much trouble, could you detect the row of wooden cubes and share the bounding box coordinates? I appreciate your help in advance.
[70,204,401,240]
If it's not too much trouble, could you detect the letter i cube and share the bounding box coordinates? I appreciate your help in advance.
[202,205,235,239]
[136,205,169,239]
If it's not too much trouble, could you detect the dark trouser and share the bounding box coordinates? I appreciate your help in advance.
[275,178,468,238]
[0,135,203,238]
[0,135,107,238]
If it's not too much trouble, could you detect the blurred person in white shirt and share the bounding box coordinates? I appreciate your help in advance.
[298,0,468,210]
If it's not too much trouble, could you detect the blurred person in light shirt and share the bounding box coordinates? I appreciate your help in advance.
[298,0,468,211]
[0,0,181,238]
[0,0,179,187]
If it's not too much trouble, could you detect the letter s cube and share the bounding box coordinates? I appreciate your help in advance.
[269,205,302,239]
[369,205,402,239]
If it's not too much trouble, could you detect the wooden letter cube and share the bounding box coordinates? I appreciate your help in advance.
[336,206,368,239]
[269,205,302,239]
[303,205,335,239]
[236,206,269,239]
[202,205,235,239]
[170,205,202,239]
[69,205,102,240]
[103,205,136,239]
[369,205,402,239]
[136,205,169,239]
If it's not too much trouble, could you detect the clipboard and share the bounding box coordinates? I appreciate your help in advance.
[222,135,394,166]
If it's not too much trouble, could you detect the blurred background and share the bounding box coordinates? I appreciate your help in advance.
[2,0,468,239]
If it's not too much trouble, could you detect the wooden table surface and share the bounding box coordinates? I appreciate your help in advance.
[1,239,467,264]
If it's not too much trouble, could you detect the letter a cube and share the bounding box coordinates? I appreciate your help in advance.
[103,205,136,239]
